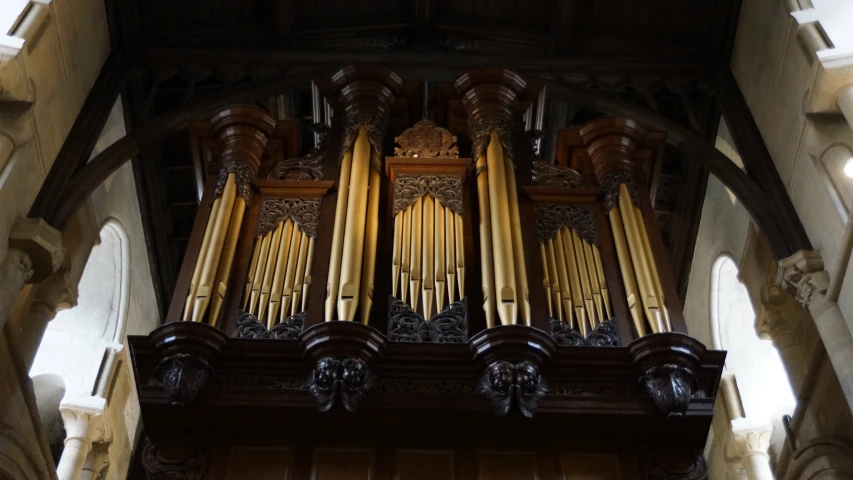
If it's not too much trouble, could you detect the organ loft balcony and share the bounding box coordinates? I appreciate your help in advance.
[128,66,725,478]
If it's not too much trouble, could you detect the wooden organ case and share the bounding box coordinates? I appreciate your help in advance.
[129,67,725,480]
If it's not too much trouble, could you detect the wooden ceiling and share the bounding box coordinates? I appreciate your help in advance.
[108,0,741,315]
[110,0,739,66]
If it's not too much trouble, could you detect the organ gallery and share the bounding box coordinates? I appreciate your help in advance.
[127,65,726,479]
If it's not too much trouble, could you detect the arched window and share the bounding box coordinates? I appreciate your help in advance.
[31,374,66,465]
[711,255,795,431]
[30,219,130,407]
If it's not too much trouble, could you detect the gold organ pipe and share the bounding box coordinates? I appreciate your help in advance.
[609,206,647,336]
[572,230,595,333]
[281,221,302,322]
[184,195,222,320]
[302,237,315,312]
[486,130,517,325]
[359,155,382,325]
[243,236,262,310]
[249,232,272,315]
[454,212,465,299]
[553,230,573,328]
[409,196,423,313]
[192,173,237,323]
[259,221,284,326]
[338,127,371,321]
[401,206,412,304]
[582,240,603,327]
[540,244,552,317]
[475,155,497,328]
[546,239,563,323]
[291,230,309,316]
[325,147,354,322]
[435,201,446,313]
[267,220,293,328]
[504,152,530,326]
[560,227,587,336]
[618,183,661,333]
[592,246,612,320]
[634,205,671,332]
[392,212,403,298]
[422,195,435,320]
[209,196,247,325]
[446,208,456,304]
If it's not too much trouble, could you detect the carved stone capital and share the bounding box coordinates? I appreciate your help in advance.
[306,356,374,412]
[478,360,547,418]
[773,249,829,308]
[59,398,106,446]
[8,217,64,283]
[640,448,708,480]
[730,421,773,460]
[141,438,211,480]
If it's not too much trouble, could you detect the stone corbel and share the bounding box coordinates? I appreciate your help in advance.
[773,250,829,309]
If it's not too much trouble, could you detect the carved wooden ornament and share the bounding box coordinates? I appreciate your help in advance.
[394,120,459,158]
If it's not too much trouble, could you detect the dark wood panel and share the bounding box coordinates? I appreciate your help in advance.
[477,452,537,480]
[312,449,375,480]
[560,453,622,480]
[395,450,454,480]
[224,447,293,480]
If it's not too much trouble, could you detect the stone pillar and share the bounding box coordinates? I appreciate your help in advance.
[0,217,64,331]
[774,249,853,415]
[731,421,774,480]
[57,403,103,480]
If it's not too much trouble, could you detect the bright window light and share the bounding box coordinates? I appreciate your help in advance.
[844,157,853,178]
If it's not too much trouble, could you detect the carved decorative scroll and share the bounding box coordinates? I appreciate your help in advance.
[387,295,467,343]
[469,116,514,163]
[156,354,214,407]
[599,170,640,213]
[236,310,305,340]
[639,364,699,417]
[393,175,463,215]
[549,317,589,346]
[257,198,321,238]
[268,124,329,181]
[534,204,596,245]
[532,161,587,188]
[587,320,619,347]
[214,161,255,203]
[394,120,459,158]
[142,438,211,480]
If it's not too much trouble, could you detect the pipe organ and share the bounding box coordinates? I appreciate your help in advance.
[136,65,724,480]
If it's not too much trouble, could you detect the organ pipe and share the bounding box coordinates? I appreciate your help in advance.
[326,148,353,321]
[486,130,517,325]
[184,195,221,320]
[435,201,446,313]
[505,158,530,326]
[359,152,382,325]
[476,155,497,328]
[409,196,423,313]
[209,196,247,325]
[338,126,371,321]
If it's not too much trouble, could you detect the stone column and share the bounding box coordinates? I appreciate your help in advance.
[20,269,78,370]
[57,402,103,480]
[0,217,64,331]
[731,421,774,480]
[838,85,853,131]
[774,249,853,415]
